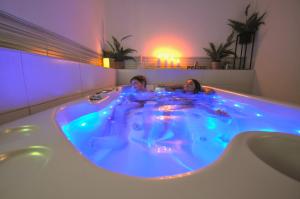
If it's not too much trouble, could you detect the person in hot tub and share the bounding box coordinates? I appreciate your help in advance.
[126,75,156,104]
[160,79,228,116]
[183,79,215,95]
[112,75,153,122]
[130,75,147,92]
[89,75,155,150]
[183,79,202,94]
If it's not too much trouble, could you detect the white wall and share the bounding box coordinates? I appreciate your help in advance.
[253,0,300,105]
[117,69,254,94]
[0,0,113,124]
[103,0,250,57]
[0,47,116,124]
[0,0,105,53]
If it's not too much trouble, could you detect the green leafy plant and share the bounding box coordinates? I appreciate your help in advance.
[228,4,266,44]
[203,32,235,63]
[104,35,137,62]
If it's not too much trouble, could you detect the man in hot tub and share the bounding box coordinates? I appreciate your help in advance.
[126,75,156,103]
[89,75,153,150]
[130,75,147,92]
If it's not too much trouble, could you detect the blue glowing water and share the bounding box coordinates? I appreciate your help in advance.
[57,89,300,178]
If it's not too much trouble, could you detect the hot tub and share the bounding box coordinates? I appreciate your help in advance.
[1,86,300,199]
[55,86,300,178]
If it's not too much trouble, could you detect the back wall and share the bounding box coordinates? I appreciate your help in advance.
[103,0,251,57]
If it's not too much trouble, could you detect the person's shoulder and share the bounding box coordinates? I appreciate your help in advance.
[201,87,215,95]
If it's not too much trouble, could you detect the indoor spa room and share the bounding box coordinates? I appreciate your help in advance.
[0,0,299,198]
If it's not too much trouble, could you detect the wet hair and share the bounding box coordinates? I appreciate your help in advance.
[130,75,147,87]
[189,79,202,93]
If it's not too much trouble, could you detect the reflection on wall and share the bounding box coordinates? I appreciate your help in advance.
[0,10,101,66]
[0,0,105,53]
[0,47,116,124]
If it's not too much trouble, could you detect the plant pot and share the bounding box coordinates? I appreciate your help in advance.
[111,60,125,69]
[211,61,221,69]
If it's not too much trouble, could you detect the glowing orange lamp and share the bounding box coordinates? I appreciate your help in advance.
[153,47,181,68]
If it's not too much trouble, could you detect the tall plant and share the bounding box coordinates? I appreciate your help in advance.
[228,4,266,44]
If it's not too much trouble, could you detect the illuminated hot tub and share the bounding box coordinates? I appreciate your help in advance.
[55,87,300,178]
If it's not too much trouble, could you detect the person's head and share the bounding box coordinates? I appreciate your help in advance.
[130,75,147,91]
[183,79,202,93]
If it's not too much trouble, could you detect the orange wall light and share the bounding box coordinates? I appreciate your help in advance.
[103,58,110,68]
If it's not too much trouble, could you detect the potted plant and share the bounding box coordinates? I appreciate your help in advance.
[103,35,137,69]
[203,32,235,69]
[228,4,266,44]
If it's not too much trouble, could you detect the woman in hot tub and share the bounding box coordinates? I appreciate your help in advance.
[129,79,233,148]
[156,79,228,116]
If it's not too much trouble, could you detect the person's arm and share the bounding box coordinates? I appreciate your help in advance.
[195,101,229,117]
